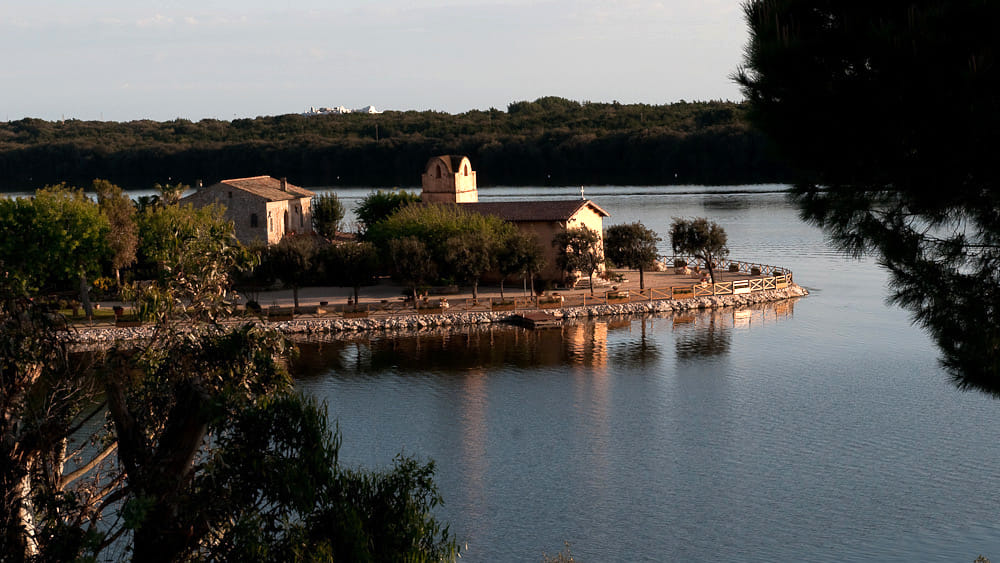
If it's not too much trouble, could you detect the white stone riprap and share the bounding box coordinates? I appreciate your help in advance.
[63,284,808,346]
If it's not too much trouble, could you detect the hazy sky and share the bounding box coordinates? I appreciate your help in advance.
[1,1,749,122]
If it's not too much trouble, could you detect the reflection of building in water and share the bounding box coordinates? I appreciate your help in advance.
[459,367,488,514]
[563,322,608,367]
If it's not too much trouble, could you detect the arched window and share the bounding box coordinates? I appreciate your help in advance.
[463,164,468,176]
[436,165,442,179]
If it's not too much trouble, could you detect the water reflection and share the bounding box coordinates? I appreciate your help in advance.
[291,298,800,378]
[674,299,797,361]
[791,185,1000,395]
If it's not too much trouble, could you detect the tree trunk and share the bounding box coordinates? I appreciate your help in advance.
[588,272,595,295]
[472,279,479,300]
[292,286,300,311]
[639,267,645,290]
[353,285,360,305]
[79,274,94,318]
[499,278,505,300]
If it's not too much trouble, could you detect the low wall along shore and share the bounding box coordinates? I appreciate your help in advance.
[64,284,808,347]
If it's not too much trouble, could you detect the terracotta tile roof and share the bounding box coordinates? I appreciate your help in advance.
[213,176,314,202]
[459,199,610,222]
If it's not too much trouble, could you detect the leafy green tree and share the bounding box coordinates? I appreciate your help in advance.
[442,229,503,301]
[604,222,661,289]
[368,203,510,280]
[388,237,437,303]
[354,189,419,238]
[134,202,231,280]
[0,185,110,315]
[496,229,545,298]
[320,241,379,304]
[1,240,458,563]
[669,217,728,284]
[737,0,1000,391]
[94,179,138,287]
[266,234,322,311]
[311,192,346,239]
[553,226,604,294]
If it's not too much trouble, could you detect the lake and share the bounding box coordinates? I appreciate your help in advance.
[293,185,1000,562]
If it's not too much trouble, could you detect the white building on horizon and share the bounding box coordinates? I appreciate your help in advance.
[304,105,382,116]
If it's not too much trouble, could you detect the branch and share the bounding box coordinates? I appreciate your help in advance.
[60,442,117,490]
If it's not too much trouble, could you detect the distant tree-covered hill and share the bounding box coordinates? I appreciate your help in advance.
[0,97,792,190]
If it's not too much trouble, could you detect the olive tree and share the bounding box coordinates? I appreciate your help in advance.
[604,222,661,289]
[388,237,438,304]
[669,217,728,283]
[320,240,379,305]
[497,229,545,298]
[553,226,604,294]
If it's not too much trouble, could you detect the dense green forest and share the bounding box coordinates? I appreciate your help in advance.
[0,97,791,191]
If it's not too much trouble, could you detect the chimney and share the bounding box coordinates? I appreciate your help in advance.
[280,177,287,192]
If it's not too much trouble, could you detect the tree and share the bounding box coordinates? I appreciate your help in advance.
[354,189,420,238]
[605,222,661,289]
[0,236,458,563]
[388,237,437,303]
[134,202,232,281]
[311,192,346,239]
[442,230,500,301]
[497,229,545,298]
[736,0,1000,392]
[0,185,110,316]
[266,234,322,311]
[320,241,379,304]
[368,203,511,292]
[670,217,728,284]
[153,182,188,206]
[0,290,105,562]
[94,179,138,287]
[553,227,604,295]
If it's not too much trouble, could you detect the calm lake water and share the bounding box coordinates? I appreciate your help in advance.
[293,185,1000,562]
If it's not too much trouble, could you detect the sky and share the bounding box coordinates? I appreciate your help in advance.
[0,1,750,122]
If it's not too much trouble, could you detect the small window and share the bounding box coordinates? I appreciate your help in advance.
[268,212,273,232]
[436,165,442,179]
[250,213,258,228]
[228,191,233,199]
[463,165,468,177]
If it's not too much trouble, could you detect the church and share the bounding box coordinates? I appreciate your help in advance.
[419,155,610,283]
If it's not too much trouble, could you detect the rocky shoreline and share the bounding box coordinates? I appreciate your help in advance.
[62,284,808,348]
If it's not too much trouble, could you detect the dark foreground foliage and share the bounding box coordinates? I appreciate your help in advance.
[738,0,1000,393]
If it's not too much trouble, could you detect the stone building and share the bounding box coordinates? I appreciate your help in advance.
[419,155,610,283]
[421,155,479,204]
[181,176,315,245]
